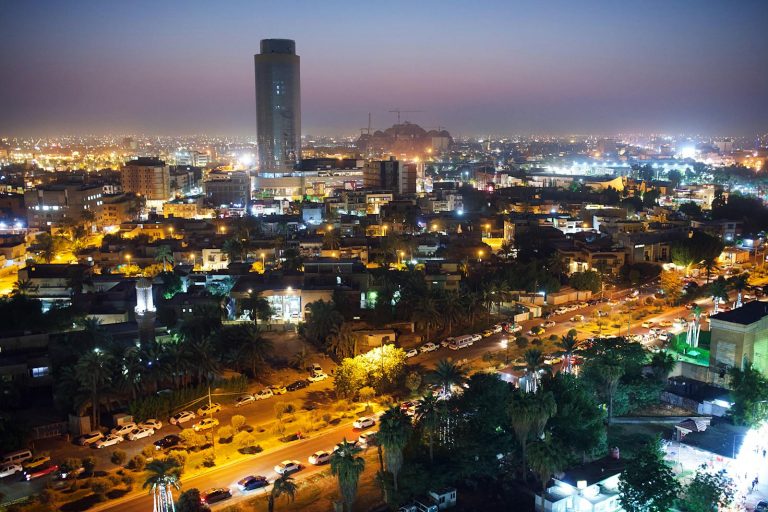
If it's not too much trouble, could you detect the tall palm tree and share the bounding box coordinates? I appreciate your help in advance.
[440,291,463,335]
[327,322,358,359]
[119,345,145,401]
[413,294,440,342]
[143,458,181,512]
[35,232,57,263]
[557,330,579,374]
[430,359,467,398]
[268,474,297,512]
[242,290,273,324]
[330,438,365,512]
[415,392,442,463]
[523,348,545,392]
[598,360,624,425]
[237,326,274,377]
[508,390,557,482]
[700,256,718,284]
[188,338,222,384]
[155,245,174,272]
[729,272,749,309]
[75,349,114,429]
[710,277,729,314]
[12,279,37,296]
[323,229,341,250]
[527,438,562,488]
[377,405,412,493]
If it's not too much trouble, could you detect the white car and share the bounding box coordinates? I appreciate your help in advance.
[127,427,154,441]
[76,431,105,446]
[308,451,331,465]
[274,460,302,475]
[170,411,196,425]
[95,434,124,449]
[140,419,163,431]
[358,431,377,446]
[111,423,137,437]
[470,334,482,342]
[0,463,22,478]
[353,416,376,429]
[405,349,419,358]
[509,324,522,333]
[254,388,274,400]
[310,363,323,374]
[420,342,438,353]
[542,320,556,328]
[192,418,219,432]
[235,395,256,407]
[440,338,454,348]
[492,325,503,333]
[308,371,329,382]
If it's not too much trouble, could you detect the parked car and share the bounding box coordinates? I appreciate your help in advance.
[353,416,376,429]
[154,434,182,450]
[95,434,124,449]
[440,337,455,347]
[197,403,222,416]
[508,324,522,333]
[235,394,256,408]
[482,329,494,337]
[23,456,51,471]
[111,422,137,438]
[492,324,503,333]
[255,388,274,400]
[555,307,568,315]
[76,431,104,446]
[470,334,482,342]
[420,342,438,353]
[24,464,59,481]
[0,463,22,479]
[528,326,545,336]
[274,460,302,475]
[127,427,154,441]
[308,450,331,465]
[358,431,377,446]
[192,418,219,432]
[641,321,654,329]
[308,371,329,382]
[542,320,556,328]
[169,411,196,425]
[270,385,288,395]
[405,348,419,358]
[200,488,232,505]
[237,475,269,492]
[140,419,163,431]
[659,320,673,327]
[334,440,361,452]
[570,315,585,323]
[310,363,323,374]
[287,380,310,392]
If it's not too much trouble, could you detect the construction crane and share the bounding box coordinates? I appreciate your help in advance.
[388,109,423,125]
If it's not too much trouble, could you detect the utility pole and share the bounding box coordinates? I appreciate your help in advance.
[208,385,215,460]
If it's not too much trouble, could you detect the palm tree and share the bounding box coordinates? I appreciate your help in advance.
[143,458,181,512]
[188,338,222,384]
[508,390,557,482]
[35,232,57,263]
[415,392,442,463]
[413,294,440,342]
[268,474,297,512]
[730,272,749,309]
[237,326,274,377]
[242,289,273,324]
[598,360,624,425]
[323,229,341,250]
[557,330,579,374]
[440,291,463,335]
[377,405,412,493]
[330,438,365,512]
[523,348,545,392]
[430,359,467,398]
[12,279,37,296]
[649,351,676,382]
[155,245,174,272]
[710,277,729,314]
[327,322,358,359]
[75,349,114,429]
[527,439,562,488]
[119,345,145,401]
[700,256,718,284]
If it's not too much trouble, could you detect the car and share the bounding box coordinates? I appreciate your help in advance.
[508,324,522,333]
[542,320,556,328]
[127,427,155,441]
[641,321,654,329]
[555,307,568,315]
[308,371,329,382]
[24,464,59,481]
[111,422,137,438]
[470,334,482,342]
[197,403,222,416]
[333,440,361,452]
[528,326,545,336]
[353,416,376,429]
[492,324,503,333]
[274,460,302,475]
[270,385,288,395]
[287,379,310,392]
[255,388,274,400]
[192,418,219,432]
[358,431,377,446]
[23,456,51,471]
[200,488,232,505]
[0,463,22,479]
[95,434,124,449]
[154,434,182,450]
[140,419,163,430]
[570,315,585,323]
[420,342,438,353]
[659,320,673,327]
[755,500,768,512]
[405,348,419,358]
[234,394,256,407]
[440,337,454,348]
[578,302,589,308]
[237,475,269,491]
[76,431,105,446]
[310,363,323,374]
[596,310,609,317]
[308,450,331,465]
[170,411,196,425]
[482,329,494,337]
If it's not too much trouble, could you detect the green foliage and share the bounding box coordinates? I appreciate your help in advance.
[682,467,736,512]
[176,488,205,512]
[405,371,422,395]
[90,478,110,502]
[671,231,724,269]
[127,454,146,471]
[178,429,206,450]
[234,431,261,454]
[110,449,127,466]
[619,437,681,512]
[81,456,97,474]
[728,363,768,427]
[300,300,343,348]
[217,426,234,442]
[231,414,246,432]
[333,345,407,397]
[569,270,602,293]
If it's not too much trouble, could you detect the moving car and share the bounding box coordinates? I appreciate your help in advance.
[308,371,328,382]
[111,422,137,438]
[76,432,104,446]
[24,464,59,481]
[234,394,256,408]
[353,416,376,429]
[127,427,155,441]
[197,403,222,416]
[481,329,494,337]
[270,385,288,395]
[358,431,377,446]
[508,324,522,333]
[23,456,51,471]
[542,320,556,328]
[237,475,269,492]
[420,342,438,353]
[154,434,182,450]
[170,411,196,425]
[140,419,163,431]
[492,324,503,333]
[95,434,124,449]
[405,348,419,358]
[0,463,22,479]
[308,450,331,465]
[274,460,302,475]
[570,315,585,323]
[286,379,309,392]
[192,418,219,432]
[255,388,274,400]
[200,488,232,505]
[641,321,654,329]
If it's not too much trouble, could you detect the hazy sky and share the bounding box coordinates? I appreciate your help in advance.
[1,0,767,137]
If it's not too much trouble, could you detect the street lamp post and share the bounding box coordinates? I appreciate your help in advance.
[478,249,484,262]
[125,254,131,275]
[260,252,266,271]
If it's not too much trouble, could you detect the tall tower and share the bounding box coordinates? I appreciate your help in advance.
[135,278,156,344]
[255,39,301,173]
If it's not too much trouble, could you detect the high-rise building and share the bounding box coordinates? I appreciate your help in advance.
[254,39,301,173]
[364,157,416,195]
[120,158,171,201]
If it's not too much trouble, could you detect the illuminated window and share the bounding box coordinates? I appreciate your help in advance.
[32,367,49,378]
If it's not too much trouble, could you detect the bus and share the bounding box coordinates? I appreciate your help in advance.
[449,335,474,350]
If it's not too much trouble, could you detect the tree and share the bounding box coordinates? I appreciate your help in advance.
[268,474,297,512]
[729,272,749,308]
[527,438,562,487]
[508,390,557,481]
[405,372,422,396]
[678,201,702,218]
[649,352,676,382]
[176,488,205,512]
[143,458,182,512]
[75,349,113,429]
[557,330,579,374]
[413,294,440,342]
[429,359,467,398]
[330,438,365,512]
[619,437,681,512]
[682,466,736,512]
[242,290,273,324]
[12,278,38,297]
[728,363,768,427]
[155,245,174,272]
[236,325,274,377]
[301,300,343,348]
[415,392,442,463]
[377,405,412,492]
[523,348,545,391]
[35,232,58,263]
[327,322,358,359]
[569,270,602,293]
[660,270,683,305]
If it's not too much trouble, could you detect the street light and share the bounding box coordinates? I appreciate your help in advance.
[382,224,388,237]
[125,254,132,275]
[260,252,266,270]
[478,249,484,262]
[398,251,404,265]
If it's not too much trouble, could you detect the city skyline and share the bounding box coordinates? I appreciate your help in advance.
[0,0,767,137]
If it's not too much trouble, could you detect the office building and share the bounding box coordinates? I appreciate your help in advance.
[120,158,171,201]
[24,183,103,228]
[204,170,251,206]
[255,39,301,173]
[364,157,416,195]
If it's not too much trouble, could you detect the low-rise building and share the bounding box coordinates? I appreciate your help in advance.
[535,453,624,512]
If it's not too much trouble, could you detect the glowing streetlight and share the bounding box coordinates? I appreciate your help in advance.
[478,249,484,262]
[431,223,438,231]
[260,252,266,269]
[398,250,404,265]
[382,224,388,236]
[219,226,226,234]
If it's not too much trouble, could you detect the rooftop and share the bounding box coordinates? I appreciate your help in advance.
[709,300,768,325]
[557,455,624,487]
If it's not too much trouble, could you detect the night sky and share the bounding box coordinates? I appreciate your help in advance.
[1,0,767,137]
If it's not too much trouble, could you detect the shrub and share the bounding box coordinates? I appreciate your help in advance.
[81,456,97,474]
[121,474,134,491]
[61,457,82,474]
[217,426,234,443]
[532,338,543,346]
[111,449,127,466]
[178,429,206,450]
[141,445,156,459]
[231,415,246,432]
[234,431,260,454]
[37,489,56,505]
[201,449,215,468]
[322,413,332,423]
[90,478,110,502]
[165,452,187,474]
[127,454,146,471]
[107,474,121,487]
